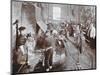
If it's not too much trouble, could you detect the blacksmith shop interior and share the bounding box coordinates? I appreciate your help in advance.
[11,1,96,74]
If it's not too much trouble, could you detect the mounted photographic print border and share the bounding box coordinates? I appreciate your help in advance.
[11,0,96,74]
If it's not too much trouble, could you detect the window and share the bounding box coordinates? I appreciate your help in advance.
[53,7,61,20]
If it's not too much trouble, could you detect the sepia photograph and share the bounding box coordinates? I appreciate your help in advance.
[11,0,96,74]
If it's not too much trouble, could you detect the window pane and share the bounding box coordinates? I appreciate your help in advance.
[53,7,61,20]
